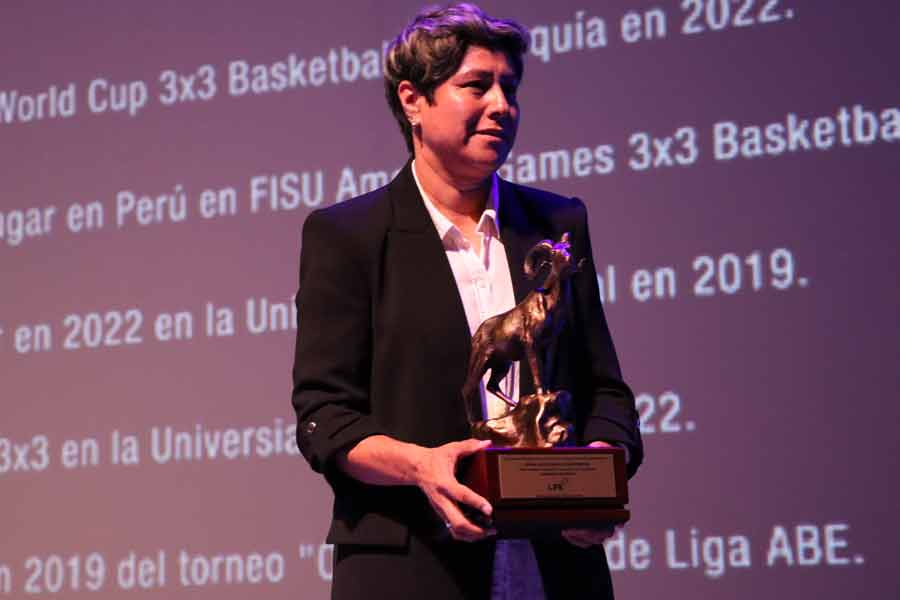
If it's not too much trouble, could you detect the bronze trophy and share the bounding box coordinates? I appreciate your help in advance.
[460,233,630,538]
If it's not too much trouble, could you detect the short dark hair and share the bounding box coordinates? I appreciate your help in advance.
[383,3,530,153]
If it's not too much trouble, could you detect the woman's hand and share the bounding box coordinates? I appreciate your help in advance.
[561,440,621,548]
[339,436,495,541]
[412,438,496,542]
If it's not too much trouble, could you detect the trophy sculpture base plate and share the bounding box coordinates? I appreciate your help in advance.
[461,447,629,539]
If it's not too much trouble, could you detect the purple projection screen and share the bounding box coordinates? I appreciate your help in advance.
[2,1,898,598]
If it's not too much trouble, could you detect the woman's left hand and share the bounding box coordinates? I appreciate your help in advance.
[561,440,621,548]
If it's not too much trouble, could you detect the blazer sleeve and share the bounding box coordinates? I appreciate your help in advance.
[570,198,644,478]
[291,209,387,480]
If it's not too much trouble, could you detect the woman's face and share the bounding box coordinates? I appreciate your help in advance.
[415,45,520,182]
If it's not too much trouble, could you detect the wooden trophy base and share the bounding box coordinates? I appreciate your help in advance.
[461,446,629,539]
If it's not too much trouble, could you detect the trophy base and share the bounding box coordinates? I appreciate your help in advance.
[490,507,630,539]
[461,447,629,539]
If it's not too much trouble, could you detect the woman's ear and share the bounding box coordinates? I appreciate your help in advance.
[397,80,421,126]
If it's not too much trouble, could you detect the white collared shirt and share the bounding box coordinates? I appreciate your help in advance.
[412,160,519,420]
[412,161,546,600]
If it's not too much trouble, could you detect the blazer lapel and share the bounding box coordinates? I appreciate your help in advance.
[386,161,472,373]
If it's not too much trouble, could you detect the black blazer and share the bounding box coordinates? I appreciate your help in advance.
[291,161,643,598]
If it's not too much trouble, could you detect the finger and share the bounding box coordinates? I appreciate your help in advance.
[423,472,492,518]
[447,481,492,518]
[434,479,494,541]
[436,496,493,542]
[562,529,592,548]
[598,526,616,541]
[587,440,613,448]
[452,438,492,457]
[585,527,616,544]
[447,509,492,542]
[562,527,615,547]
[574,526,615,539]
[561,529,592,548]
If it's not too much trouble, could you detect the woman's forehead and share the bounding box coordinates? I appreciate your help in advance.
[453,46,519,79]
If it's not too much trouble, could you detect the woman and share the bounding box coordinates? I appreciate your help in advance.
[291,4,643,599]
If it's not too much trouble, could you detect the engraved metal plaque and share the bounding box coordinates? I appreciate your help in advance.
[497,453,617,499]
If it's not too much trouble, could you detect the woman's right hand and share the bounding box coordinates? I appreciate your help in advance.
[412,438,496,542]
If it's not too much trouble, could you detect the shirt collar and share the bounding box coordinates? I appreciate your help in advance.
[412,159,500,245]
